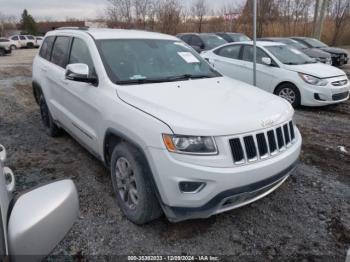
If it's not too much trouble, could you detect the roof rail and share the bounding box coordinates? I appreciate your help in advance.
[55,26,89,31]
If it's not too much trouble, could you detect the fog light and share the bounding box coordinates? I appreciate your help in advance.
[179,181,205,193]
[314,93,327,101]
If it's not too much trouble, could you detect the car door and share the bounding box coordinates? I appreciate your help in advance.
[18,35,26,47]
[239,45,278,92]
[208,44,248,82]
[58,37,101,152]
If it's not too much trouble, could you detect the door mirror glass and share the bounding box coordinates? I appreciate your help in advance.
[65,63,97,84]
[7,179,79,259]
[262,57,272,65]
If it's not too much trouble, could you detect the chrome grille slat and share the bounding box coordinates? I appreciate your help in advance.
[229,121,296,165]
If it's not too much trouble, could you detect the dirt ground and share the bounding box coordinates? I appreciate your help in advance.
[0,49,349,261]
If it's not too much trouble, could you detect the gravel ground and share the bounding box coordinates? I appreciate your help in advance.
[0,49,350,261]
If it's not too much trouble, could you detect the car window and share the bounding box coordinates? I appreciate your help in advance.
[214,45,241,59]
[242,45,270,64]
[69,38,94,74]
[26,36,34,40]
[19,36,26,40]
[97,39,220,84]
[12,36,18,40]
[39,36,56,61]
[0,39,9,42]
[180,35,191,44]
[51,36,71,68]
[200,35,227,49]
[191,36,203,47]
[36,37,43,40]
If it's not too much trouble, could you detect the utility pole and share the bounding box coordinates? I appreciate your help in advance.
[313,0,328,39]
[253,0,257,86]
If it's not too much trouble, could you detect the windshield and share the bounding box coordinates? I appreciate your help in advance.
[229,34,251,42]
[200,34,227,49]
[302,38,328,48]
[279,39,307,50]
[97,39,220,85]
[266,45,316,65]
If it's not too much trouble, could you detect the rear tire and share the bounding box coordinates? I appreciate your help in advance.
[10,45,16,50]
[275,83,301,108]
[39,94,62,137]
[110,142,162,224]
[0,49,5,56]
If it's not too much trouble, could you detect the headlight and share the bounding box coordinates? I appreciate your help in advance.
[298,73,328,86]
[162,134,218,155]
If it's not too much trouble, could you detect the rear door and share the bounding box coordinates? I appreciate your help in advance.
[44,36,73,129]
[209,44,248,82]
[19,35,26,47]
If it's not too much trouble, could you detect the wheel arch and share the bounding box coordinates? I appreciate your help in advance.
[103,128,165,206]
[32,80,42,105]
[273,81,300,95]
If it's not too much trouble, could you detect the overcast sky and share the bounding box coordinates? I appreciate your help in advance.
[0,0,244,21]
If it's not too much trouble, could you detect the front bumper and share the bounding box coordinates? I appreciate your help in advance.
[299,76,350,106]
[163,161,297,222]
[146,127,301,222]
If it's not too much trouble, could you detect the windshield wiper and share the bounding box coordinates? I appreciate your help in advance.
[115,78,172,85]
[165,74,214,81]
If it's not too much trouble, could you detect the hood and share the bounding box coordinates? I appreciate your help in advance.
[116,77,293,136]
[285,63,346,78]
[320,47,348,55]
[302,48,331,59]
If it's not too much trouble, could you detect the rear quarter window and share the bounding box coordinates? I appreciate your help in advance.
[50,36,71,68]
[39,36,56,61]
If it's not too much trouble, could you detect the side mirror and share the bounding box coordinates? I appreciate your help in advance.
[8,179,79,261]
[65,63,97,84]
[262,57,272,66]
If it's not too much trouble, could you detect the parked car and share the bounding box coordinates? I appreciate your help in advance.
[32,28,301,224]
[291,37,349,66]
[259,37,332,65]
[0,38,12,56]
[176,33,227,53]
[0,144,79,261]
[9,35,36,48]
[201,41,350,107]
[35,36,43,47]
[215,32,251,43]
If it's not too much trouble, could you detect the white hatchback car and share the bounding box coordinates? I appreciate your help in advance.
[32,28,301,224]
[201,41,350,107]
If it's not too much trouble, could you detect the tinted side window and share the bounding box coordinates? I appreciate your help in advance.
[12,36,18,40]
[51,36,71,68]
[191,36,203,47]
[39,36,55,60]
[215,45,241,59]
[180,35,191,44]
[19,36,25,40]
[69,38,94,74]
[242,46,269,64]
[27,36,34,40]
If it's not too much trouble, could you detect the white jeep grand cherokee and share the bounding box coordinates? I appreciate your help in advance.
[32,28,302,224]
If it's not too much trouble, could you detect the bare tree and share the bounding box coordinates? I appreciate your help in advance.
[191,0,208,33]
[135,0,153,29]
[106,0,133,26]
[330,0,350,44]
[155,0,182,34]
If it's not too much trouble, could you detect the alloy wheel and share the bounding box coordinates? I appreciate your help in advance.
[278,87,296,104]
[115,157,138,210]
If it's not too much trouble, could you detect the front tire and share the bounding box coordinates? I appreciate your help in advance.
[275,83,301,108]
[110,142,162,224]
[10,45,16,50]
[39,94,62,137]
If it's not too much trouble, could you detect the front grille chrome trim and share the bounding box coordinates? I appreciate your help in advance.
[229,120,297,165]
